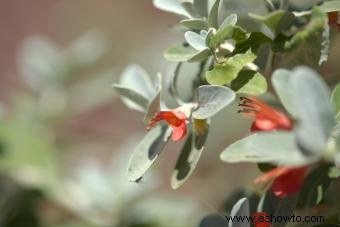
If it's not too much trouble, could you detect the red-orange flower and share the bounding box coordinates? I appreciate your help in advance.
[147,109,187,141]
[255,166,308,198]
[238,97,307,197]
[328,11,340,30]
[238,97,293,132]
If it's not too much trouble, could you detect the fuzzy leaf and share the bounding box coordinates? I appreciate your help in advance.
[127,125,171,182]
[272,69,298,117]
[113,85,150,112]
[194,0,208,17]
[180,19,207,30]
[193,85,236,119]
[291,67,334,155]
[171,119,209,189]
[220,132,313,166]
[164,44,211,62]
[208,0,221,28]
[185,31,207,51]
[153,0,192,18]
[113,64,155,112]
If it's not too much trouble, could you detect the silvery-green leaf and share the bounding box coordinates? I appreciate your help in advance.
[231,70,267,95]
[220,132,314,166]
[120,64,155,99]
[228,198,250,227]
[171,119,210,189]
[194,0,208,17]
[220,14,238,29]
[180,19,207,30]
[208,0,221,28]
[319,1,340,13]
[331,83,340,122]
[272,69,298,117]
[153,0,192,18]
[185,31,207,51]
[206,52,256,85]
[193,85,236,119]
[164,44,211,62]
[114,64,155,112]
[127,125,171,182]
[112,85,149,112]
[291,66,335,155]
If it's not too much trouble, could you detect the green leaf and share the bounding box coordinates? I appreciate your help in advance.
[184,31,207,51]
[331,83,340,121]
[319,0,340,13]
[206,52,256,85]
[194,0,208,17]
[229,198,250,227]
[180,19,207,30]
[153,0,192,18]
[249,10,295,35]
[272,69,298,117]
[164,44,211,62]
[291,67,334,155]
[285,7,327,50]
[208,0,221,28]
[113,85,150,112]
[220,14,237,29]
[127,125,171,182]
[209,25,247,49]
[233,32,272,54]
[231,70,267,95]
[220,132,313,166]
[298,164,332,208]
[193,85,236,119]
[171,119,210,189]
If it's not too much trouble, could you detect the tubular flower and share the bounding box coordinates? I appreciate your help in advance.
[147,109,187,141]
[328,11,340,30]
[238,97,293,132]
[255,166,308,198]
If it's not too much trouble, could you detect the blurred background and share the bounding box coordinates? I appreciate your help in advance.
[0,0,339,227]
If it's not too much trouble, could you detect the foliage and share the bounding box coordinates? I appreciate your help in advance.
[113,0,340,226]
